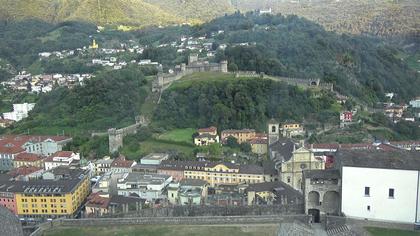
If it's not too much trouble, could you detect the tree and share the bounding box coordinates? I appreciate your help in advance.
[226,136,239,148]
[240,142,252,153]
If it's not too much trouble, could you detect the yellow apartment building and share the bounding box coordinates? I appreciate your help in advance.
[14,169,90,219]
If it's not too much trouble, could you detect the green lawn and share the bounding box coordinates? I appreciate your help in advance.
[43,224,279,236]
[138,138,195,157]
[365,227,420,236]
[157,128,196,143]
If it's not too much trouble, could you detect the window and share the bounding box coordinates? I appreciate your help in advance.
[364,187,370,196]
[389,188,394,198]
[287,177,291,183]
[367,205,370,211]
[271,126,276,133]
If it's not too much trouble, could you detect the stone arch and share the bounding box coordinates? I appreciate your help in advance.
[308,191,320,206]
[323,191,340,214]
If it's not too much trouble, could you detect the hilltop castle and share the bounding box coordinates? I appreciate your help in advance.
[152,54,228,92]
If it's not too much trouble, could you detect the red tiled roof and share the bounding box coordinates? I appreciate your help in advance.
[8,166,43,177]
[222,129,255,134]
[0,135,71,154]
[198,126,217,133]
[86,192,110,209]
[14,152,42,162]
[111,156,134,168]
[51,151,74,158]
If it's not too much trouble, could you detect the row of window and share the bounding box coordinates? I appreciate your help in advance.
[364,187,394,198]
[22,209,67,213]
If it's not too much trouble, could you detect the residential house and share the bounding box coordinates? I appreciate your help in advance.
[194,127,219,146]
[13,153,43,168]
[0,135,72,171]
[44,151,80,170]
[94,156,113,174]
[8,166,44,181]
[221,129,256,144]
[281,121,304,138]
[110,156,136,173]
[0,181,18,214]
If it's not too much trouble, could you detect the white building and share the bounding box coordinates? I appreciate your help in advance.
[44,151,80,170]
[140,153,169,165]
[3,103,35,121]
[409,98,420,108]
[117,173,172,201]
[336,150,420,224]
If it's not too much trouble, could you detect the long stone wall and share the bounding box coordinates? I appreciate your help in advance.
[54,214,310,227]
[108,204,304,218]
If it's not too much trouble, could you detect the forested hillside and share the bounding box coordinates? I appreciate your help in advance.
[155,78,338,131]
[202,13,418,102]
[11,67,149,135]
[234,0,419,40]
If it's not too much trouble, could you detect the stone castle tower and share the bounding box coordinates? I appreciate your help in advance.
[268,118,280,145]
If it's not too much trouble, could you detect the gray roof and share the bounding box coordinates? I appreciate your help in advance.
[269,138,296,162]
[246,181,302,199]
[303,169,340,179]
[335,150,420,171]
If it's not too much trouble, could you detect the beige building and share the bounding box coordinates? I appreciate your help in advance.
[250,138,268,155]
[280,147,325,191]
[221,129,256,144]
[281,122,304,138]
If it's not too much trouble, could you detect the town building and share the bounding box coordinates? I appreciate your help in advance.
[116,173,172,202]
[2,103,35,122]
[0,181,18,214]
[340,111,353,123]
[167,179,209,205]
[303,169,341,223]
[335,150,420,224]
[249,138,268,155]
[246,181,302,206]
[140,153,169,165]
[110,156,136,173]
[13,153,43,169]
[85,192,110,217]
[194,127,220,146]
[44,151,80,170]
[221,129,256,144]
[158,160,271,187]
[14,168,90,220]
[281,121,305,138]
[409,97,420,108]
[94,156,113,175]
[0,135,72,171]
[0,118,14,128]
[8,166,44,181]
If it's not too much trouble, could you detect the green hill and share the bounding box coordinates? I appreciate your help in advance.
[0,0,234,27]
[0,0,182,26]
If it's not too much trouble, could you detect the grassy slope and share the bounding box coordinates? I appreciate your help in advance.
[43,225,278,236]
[157,128,196,143]
[365,227,420,236]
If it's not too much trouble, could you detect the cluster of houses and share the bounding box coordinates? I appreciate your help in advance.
[1,72,93,93]
[376,96,420,123]
[193,122,305,155]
